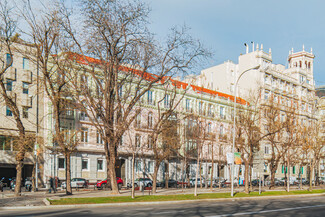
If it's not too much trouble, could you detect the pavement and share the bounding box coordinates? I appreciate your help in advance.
[0,185,323,209]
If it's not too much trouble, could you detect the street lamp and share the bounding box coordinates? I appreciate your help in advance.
[231,65,260,197]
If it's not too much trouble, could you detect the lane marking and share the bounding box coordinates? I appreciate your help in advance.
[208,204,325,216]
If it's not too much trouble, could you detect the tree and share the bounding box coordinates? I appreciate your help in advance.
[235,91,265,194]
[262,98,285,189]
[20,0,79,194]
[62,0,208,194]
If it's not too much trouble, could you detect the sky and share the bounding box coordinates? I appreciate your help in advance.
[142,0,325,86]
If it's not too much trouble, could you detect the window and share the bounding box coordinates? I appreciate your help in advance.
[147,161,154,173]
[81,128,88,142]
[199,101,203,115]
[6,79,12,91]
[82,159,89,170]
[96,131,103,144]
[135,113,141,128]
[23,57,29,70]
[6,53,12,66]
[6,106,12,116]
[164,94,170,108]
[220,107,225,119]
[79,111,88,121]
[148,112,153,129]
[208,104,213,117]
[292,166,295,174]
[22,82,29,94]
[301,167,304,174]
[135,160,142,172]
[265,145,269,154]
[147,136,153,149]
[147,90,153,105]
[135,134,141,148]
[119,135,123,146]
[282,165,284,174]
[208,166,212,175]
[58,158,65,169]
[22,107,29,119]
[185,99,191,112]
[97,159,103,171]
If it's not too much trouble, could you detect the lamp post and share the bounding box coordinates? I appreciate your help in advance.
[231,65,260,197]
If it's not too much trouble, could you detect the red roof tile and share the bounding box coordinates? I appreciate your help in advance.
[67,52,247,105]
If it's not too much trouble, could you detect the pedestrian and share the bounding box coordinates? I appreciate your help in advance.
[49,176,55,193]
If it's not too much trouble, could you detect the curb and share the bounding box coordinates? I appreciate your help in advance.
[1,192,325,211]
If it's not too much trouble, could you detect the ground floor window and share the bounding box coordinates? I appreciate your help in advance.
[82,158,89,170]
[97,159,104,171]
[58,158,65,169]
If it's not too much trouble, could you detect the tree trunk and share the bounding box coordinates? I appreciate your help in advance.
[109,145,119,194]
[218,163,221,189]
[286,156,290,192]
[152,160,160,194]
[14,158,24,196]
[194,152,200,196]
[244,161,249,194]
[210,150,214,190]
[199,160,202,189]
[32,163,36,192]
[131,154,135,199]
[269,162,277,190]
[65,152,72,195]
[165,160,169,189]
[309,162,314,191]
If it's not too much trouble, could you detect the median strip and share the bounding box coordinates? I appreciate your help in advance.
[48,189,325,205]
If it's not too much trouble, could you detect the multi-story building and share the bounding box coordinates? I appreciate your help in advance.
[42,54,249,186]
[0,43,44,185]
[186,44,317,181]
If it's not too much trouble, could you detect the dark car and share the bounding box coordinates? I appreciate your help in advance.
[157,179,178,188]
[97,177,123,190]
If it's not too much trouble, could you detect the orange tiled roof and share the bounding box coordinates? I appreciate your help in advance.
[67,52,247,105]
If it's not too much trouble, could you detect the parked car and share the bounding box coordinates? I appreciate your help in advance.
[96,177,124,190]
[190,178,205,187]
[128,178,153,188]
[157,179,178,188]
[61,178,88,189]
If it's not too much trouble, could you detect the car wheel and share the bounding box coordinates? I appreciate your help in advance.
[147,183,152,187]
[118,183,122,190]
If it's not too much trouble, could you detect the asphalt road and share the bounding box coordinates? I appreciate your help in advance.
[2,195,325,217]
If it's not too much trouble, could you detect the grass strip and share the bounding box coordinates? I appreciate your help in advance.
[49,189,325,205]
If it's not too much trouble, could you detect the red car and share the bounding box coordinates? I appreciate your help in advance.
[97,177,123,190]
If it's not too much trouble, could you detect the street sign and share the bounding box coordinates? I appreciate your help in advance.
[253,150,264,174]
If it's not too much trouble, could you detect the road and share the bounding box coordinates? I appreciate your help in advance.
[1,195,325,216]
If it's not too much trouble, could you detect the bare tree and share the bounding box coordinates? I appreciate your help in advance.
[262,98,284,189]
[20,0,79,194]
[60,0,209,194]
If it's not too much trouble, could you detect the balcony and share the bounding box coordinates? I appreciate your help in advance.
[21,70,32,83]
[5,67,16,81]
[21,95,32,107]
